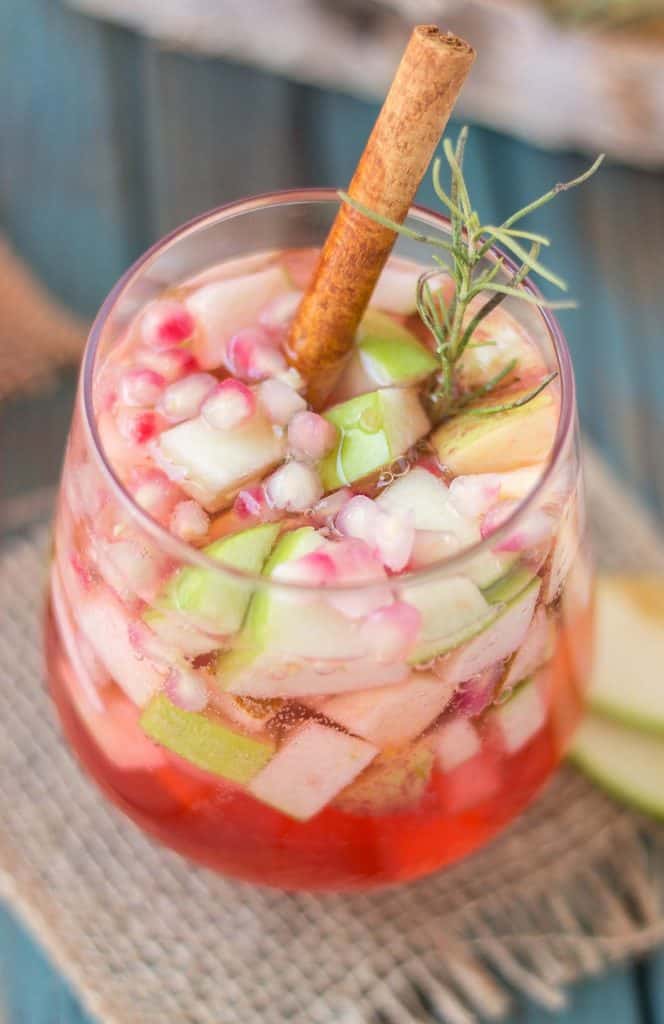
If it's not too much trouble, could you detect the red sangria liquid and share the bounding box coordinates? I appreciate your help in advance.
[46,195,593,891]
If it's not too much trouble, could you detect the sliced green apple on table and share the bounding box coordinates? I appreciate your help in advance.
[569,575,664,819]
[571,714,664,820]
[318,387,429,491]
[586,576,664,734]
[150,522,280,638]
[331,309,438,401]
[432,384,557,475]
[140,693,275,783]
[157,405,286,512]
[216,527,406,698]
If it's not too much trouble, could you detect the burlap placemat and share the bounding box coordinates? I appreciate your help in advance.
[1,444,664,1024]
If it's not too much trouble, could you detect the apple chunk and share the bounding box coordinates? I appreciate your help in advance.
[457,304,546,390]
[157,408,285,512]
[376,467,514,587]
[140,693,274,783]
[217,527,406,697]
[319,388,429,491]
[333,309,437,401]
[432,385,558,474]
[320,673,456,748]
[152,522,279,636]
[248,721,377,821]
[79,592,164,707]
[188,264,291,369]
[403,575,497,665]
[437,573,540,686]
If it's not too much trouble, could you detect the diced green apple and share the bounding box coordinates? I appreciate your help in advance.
[435,573,540,685]
[403,575,497,665]
[491,676,546,754]
[376,467,514,587]
[157,409,286,512]
[335,743,433,814]
[247,720,378,821]
[78,592,164,707]
[434,718,481,772]
[217,527,407,698]
[503,606,555,689]
[432,385,557,475]
[152,522,280,636]
[457,305,546,390]
[332,310,437,401]
[319,388,429,491]
[320,673,456,748]
[369,263,422,315]
[587,576,664,735]
[140,693,274,783]
[142,608,222,658]
[571,714,664,819]
[377,467,463,532]
[188,264,291,369]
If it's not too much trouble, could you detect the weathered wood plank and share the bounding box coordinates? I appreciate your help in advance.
[0,905,89,1024]
[141,48,305,236]
[1,1,148,316]
[518,964,643,1023]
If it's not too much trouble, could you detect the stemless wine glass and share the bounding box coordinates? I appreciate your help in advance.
[46,191,594,891]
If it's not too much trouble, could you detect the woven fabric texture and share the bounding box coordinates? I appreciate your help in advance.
[1,445,664,1024]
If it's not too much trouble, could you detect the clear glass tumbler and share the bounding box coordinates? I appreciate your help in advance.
[45,191,594,890]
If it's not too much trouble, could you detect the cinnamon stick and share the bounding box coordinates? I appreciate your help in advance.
[287,25,475,406]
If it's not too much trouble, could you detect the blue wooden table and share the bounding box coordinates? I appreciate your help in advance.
[2,2,664,1021]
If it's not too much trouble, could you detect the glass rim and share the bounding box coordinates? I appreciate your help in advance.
[81,187,576,593]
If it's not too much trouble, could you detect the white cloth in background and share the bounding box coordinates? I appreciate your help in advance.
[65,0,664,166]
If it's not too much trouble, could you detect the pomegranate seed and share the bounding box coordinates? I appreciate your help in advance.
[234,485,267,520]
[116,408,161,445]
[170,500,209,541]
[119,368,165,408]
[141,299,195,349]
[325,539,392,619]
[129,467,181,520]
[257,377,307,426]
[202,379,256,430]
[272,549,338,585]
[159,372,217,422]
[264,461,323,512]
[375,508,415,572]
[361,601,421,662]
[335,494,381,544]
[482,503,555,553]
[449,474,502,520]
[140,347,199,383]
[165,667,208,713]
[287,411,338,461]
[312,487,353,524]
[226,327,287,381]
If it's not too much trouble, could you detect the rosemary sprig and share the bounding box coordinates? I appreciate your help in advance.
[340,128,603,420]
